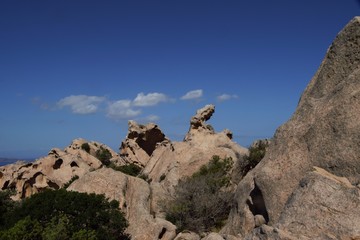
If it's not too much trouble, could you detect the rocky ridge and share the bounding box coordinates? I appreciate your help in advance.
[0,104,248,239]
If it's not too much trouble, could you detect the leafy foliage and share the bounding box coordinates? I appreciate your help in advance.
[109,163,142,177]
[0,189,129,240]
[81,142,91,153]
[96,147,112,166]
[164,155,233,233]
[0,190,16,227]
[63,175,79,189]
[240,141,269,178]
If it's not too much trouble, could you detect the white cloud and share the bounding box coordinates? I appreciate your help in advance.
[133,92,169,107]
[181,89,203,100]
[57,95,105,114]
[217,94,238,102]
[107,100,141,120]
[146,114,160,122]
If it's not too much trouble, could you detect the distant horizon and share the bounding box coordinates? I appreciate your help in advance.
[1,1,359,159]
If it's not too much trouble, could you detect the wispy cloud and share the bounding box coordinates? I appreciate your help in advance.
[57,95,105,114]
[107,100,141,120]
[32,97,53,110]
[181,89,203,100]
[133,92,169,107]
[216,94,238,102]
[146,114,160,122]
[55,92,172,120]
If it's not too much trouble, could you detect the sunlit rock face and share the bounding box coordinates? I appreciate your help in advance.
[0,138,111,200]
[222,17,360,239]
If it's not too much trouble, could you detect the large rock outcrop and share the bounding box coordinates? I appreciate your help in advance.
[120,120,172,167]
[222,17,360,239]
[68,167,177,240]
[70,104,248,239]
[0,138,117,200]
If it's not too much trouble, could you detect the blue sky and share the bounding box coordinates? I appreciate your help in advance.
[0,0,359,159]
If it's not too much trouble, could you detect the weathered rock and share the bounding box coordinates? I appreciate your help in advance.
[141,107,247,217]
[0,139,105,200]
[277,167,360,239]
[244,225,297,240]
[223,17,360,238]
[120,120,172,166]
[201,233,224,240]
[64,138,126,165]
[184,104,216,141]
[174,231,201,240]
[68,168,177,240]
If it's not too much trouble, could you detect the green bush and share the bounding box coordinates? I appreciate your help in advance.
[109,163,142,177]
[81,143,91,153]
[164,155,233,233]
[63,175,79,189]
[0,190,16,229]
[0,189,129,240]
[240,141,269,178]
[96,147,112,166]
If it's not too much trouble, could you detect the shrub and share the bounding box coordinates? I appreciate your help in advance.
[164,155,233,233]
[63,175,79,189]
[81,143,90,153]
[1,189,129,240]
[0,190,16,229]
[109,163,142,177]
[96,147,112,166]
[240,140,269,178]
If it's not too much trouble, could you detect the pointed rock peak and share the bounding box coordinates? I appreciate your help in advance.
[184,104,215,141]
[190,104,215,129]
[299,16,360,103]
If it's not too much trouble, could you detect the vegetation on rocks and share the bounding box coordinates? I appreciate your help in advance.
[0,189,129,240]
[163,155,233,233]
[63,175,79,189]
[81,142,90,153]
[96,146,112,166]
[240,141,269,178]
[109,162,142,177]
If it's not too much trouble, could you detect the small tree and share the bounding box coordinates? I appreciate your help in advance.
[164,156,233,233]
[2,189,129,240]
[109,163,142,177]
[240,140,269,178]
[96,147,112,166]
[81,143,91,153]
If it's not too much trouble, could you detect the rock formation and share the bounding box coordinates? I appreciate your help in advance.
[68,167,177,240]
[68,105,247,239]
[0,138,118,200]
[184,104,216,141]
[222,17,360,239]
[120,120,172,167]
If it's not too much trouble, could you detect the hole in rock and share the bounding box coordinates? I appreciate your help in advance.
[246,183,269,223]
[136,128,165,156]
[70,161,79,168]
[53,159,63,169]
[2,180,9,190]
[158,227,167,239]
[47,180,60,190]
[19,163,33,170]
